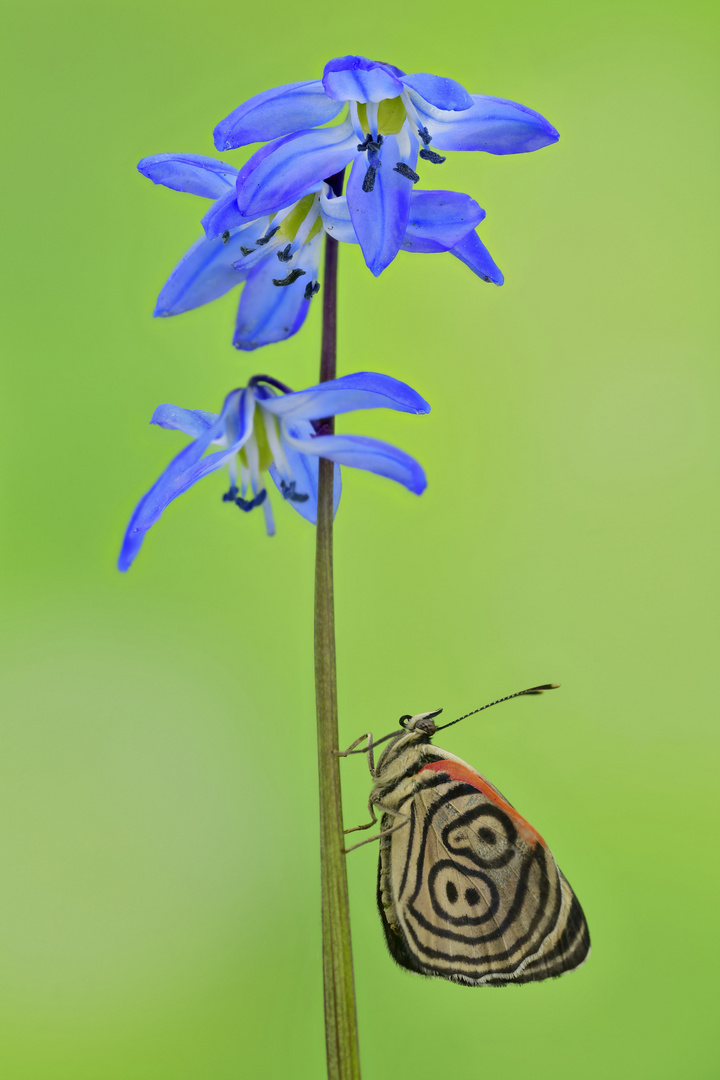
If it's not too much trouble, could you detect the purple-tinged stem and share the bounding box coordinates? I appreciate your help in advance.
[314,170,361,1080]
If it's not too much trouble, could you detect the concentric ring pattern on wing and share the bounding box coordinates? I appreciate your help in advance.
[377,763,589,985]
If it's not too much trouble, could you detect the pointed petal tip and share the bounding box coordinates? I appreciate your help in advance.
[117,542,136,573]
[232,336,262,352]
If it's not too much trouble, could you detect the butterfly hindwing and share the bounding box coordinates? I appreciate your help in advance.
[377,752,590,985]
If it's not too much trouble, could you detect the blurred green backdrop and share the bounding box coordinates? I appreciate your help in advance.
[2,1,718,1077]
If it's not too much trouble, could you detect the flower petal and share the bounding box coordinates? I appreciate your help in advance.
[268,421,342,524]
[319,190,358,245]
[407,93,560,154]
[151,404,219,438]
[201,189,253,239]
[137,153,238,199]
[400,190,485,253]
[322,56,404,103]
[118,389,250,571]
[451,230,504,284]
[401,73,472,112]
[235,122,356,218]
[233,235,321,351]
[346,133,416,276]
[213,81,345,150]
[284,432,427,494]
[261,372,430,420]
[154,229,255,317]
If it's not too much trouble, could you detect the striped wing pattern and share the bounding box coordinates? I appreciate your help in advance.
[377,760,590,985]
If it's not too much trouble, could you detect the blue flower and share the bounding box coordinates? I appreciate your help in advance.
[138,153,503,350]
[118,372,430,570]
[215,56,558,275]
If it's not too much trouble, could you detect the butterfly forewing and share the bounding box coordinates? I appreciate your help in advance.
[376,750,589,985]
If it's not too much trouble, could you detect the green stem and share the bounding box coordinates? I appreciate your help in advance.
[314,205,361,1080]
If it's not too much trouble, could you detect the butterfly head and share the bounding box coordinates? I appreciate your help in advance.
[399,709,443,737]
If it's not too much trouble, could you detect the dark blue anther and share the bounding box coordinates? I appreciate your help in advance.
[363,165,378,192]
[235,489,267,511]
[419,147,446,164]
[240,245,255,256]
[418,126,432,146]
[255,225,280,246]
[272,268,307,287]
[303,281,321,300]
[393,162,420,183]
[357,133,384,154]
[277,243,293,263]
[222,484,239,503]
[280,479,310,503]
[221,230,231,244]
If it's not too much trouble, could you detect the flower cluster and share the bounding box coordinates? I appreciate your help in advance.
[120,55,557,567]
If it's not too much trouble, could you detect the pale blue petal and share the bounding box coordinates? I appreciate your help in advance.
[285,432,427,494]
[235,122,355,218]
[151,404,219,438]
[319,190,358,245]
[401,73,472,111]
[346,133,416,276]
[261,372,430,420]
[214,81,344,150]
[154,230,253,317]
[407,93,559,154]
[322,56,404,103]
[451,230,504,284]
[118,390,250,571]
[233,235,321,351]
[137,154,238,199]
[401,190,484,253]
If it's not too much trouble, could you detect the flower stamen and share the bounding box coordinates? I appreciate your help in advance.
[362,166,378,192]
[419,147,446,164]
[272,268,307,286]
[255,225,280,246]
[280,479,310,503]
[235,489,267,511]
[393,162,420,183]
[357,133,384,154]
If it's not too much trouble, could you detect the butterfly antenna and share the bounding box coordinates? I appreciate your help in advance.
[434,683,560,733]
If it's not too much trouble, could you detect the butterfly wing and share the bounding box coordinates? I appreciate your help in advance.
[377,756,590,985]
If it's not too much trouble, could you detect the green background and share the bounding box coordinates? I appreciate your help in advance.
[2,1,718,1077]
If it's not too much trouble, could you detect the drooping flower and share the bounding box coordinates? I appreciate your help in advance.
[215,55,558,275]
[138,153,503,350]
[118,372,430,570]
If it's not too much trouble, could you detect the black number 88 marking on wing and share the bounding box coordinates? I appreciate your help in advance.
[427,860,500,926]
[442,802,519,869]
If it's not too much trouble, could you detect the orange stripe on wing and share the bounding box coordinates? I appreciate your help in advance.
[418,759,546,847]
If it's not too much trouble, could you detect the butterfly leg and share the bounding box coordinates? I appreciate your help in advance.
[335,732,376,775]
[344,800,378,835]
[343,803,410,855]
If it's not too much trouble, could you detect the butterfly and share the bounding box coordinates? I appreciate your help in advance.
[340,685,590,986]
